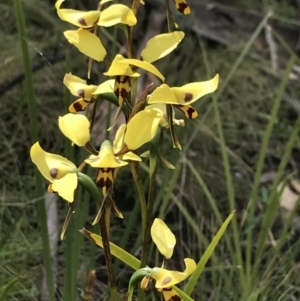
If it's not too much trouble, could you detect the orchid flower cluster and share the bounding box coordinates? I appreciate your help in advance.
[30,0,219,300]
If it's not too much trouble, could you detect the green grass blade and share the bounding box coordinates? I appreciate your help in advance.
[13,0,55,300]
[214,12,273,101]
[0,277,21,301]
[199,12,273,293]
[184,211,235,295]
[245,55,297,286]
[255,113,300,259]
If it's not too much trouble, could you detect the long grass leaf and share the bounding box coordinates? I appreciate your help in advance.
[0,277,21,301]
[244,55,297,289]
[13,0,55,300]
[255,113,300,259]
[184,211,235,295]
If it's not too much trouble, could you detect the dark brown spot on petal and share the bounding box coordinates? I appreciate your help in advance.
[161,288,182,301]
[178,2,188,13]
[171,294,181,301]
[184,92,193,102]
[72,102,83,112]
[161,276,172,286]
[174,104,197,119]
[120,88,129,99]
[186,107,196,118]
[116,75,130,84]
[78,18,87,26]
[77,89,85,98]
[96,168,114,195]
[173,0,190,14]
[50,168,58,179]
[114,76,130,105]
[71,98,90,112]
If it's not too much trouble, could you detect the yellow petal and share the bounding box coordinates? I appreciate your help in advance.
[141,31,185,63]
[104,54,140,77]
[113,124,126,153]
[123,152,141,161]
[148,84,178,105]
[55,0,100,28]
[64,29,106,61]
[100,0,115,5]
[151,258,196,288]
[147,103,179,128]
[30,142,77,183]
[151,218,176,259]
[119,59,165,81]
[98,4,137,27]
[92,79,115,95]
[124,109,161,150]
[171,74,219,105]
[63,73,97,100]
[58,113,90,146]
[52,173,77,202]
[113,125,141,161]
[147,104,184,127]
[85,140,128,168]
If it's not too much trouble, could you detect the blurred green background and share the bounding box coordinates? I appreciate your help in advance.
[2,0,300,300]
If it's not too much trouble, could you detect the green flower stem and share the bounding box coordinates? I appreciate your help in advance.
[164,0,172,32]
[13,0,55,300]
[105,201,112,237]
[130,162,147,236]
[99,205,119,301]
[137,131,160,301]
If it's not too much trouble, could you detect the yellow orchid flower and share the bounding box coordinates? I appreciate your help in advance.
[147,218,196,291]
[63,73,98,112]
[85,140,128,195]
[85,140,128,169]
[140,31,185,63]
[64,73,98,99]
[104,54,140,77]
[148,74,219,119]
[55,0,100,28]
[58,113,90,147]
[151,258,196,288]
[30,142,78,202]
[104,54,139,107]
[63,29,107,61]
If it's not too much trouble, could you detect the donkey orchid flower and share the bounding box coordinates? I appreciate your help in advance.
[148,74,219,119]
[30,142,78,202]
